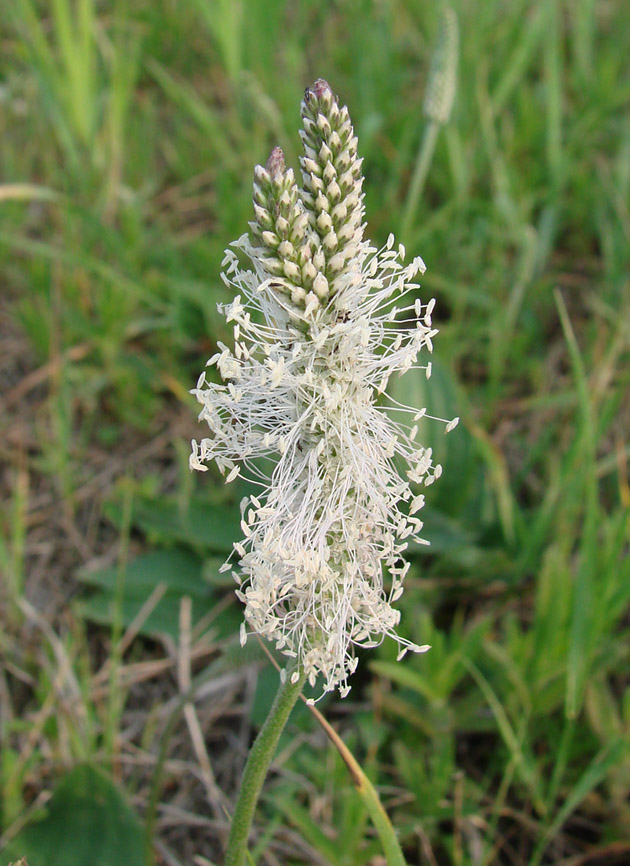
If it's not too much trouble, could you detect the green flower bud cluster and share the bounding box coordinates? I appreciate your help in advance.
[299,79,365,287]
[251,150,332,310]
[249,80,366,315]
[251,148,301,266]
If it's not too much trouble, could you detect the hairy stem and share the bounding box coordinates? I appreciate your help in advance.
[225,668,306,866]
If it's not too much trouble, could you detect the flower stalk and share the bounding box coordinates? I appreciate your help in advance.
[224,668,306,866]
[401,8,458,240]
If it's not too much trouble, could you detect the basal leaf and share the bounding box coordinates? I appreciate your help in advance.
[3,765,144,866]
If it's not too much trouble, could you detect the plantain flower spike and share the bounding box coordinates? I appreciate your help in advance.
[190,79,459,699]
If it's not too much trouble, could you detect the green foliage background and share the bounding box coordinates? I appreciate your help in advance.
[1,1,629,864]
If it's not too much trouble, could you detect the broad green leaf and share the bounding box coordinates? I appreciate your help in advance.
[407,508,475,554]
[77,547,205,594]
[3,765,144,866]
[108,496,241,554]
[75,548,240,639]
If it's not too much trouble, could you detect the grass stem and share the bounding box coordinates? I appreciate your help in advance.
[308,702,408,866]
[400,120,440,241]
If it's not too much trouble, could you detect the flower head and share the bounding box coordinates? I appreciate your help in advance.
[191,79,458,698]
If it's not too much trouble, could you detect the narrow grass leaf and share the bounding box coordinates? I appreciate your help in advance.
[530,738,625,866]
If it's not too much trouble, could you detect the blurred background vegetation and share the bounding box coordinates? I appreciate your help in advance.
[1,0,629,864]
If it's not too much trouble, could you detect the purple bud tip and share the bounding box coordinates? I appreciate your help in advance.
[266,146,285,177]
[312,79,333,99]
[305,79,334,105]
